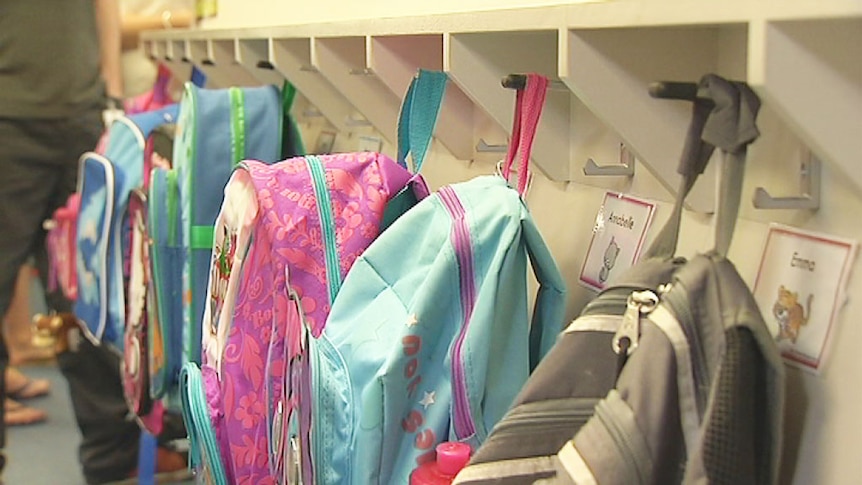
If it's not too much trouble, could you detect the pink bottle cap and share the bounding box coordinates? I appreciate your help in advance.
[436,442,471,476]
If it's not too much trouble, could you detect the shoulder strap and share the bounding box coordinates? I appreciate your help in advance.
[396,69,448,173]
[521,212,567,370]
[140,103,180,136]
[501,74,548,197]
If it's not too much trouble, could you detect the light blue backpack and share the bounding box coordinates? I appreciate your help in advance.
[75,104,180,347]
[308,74,566,484]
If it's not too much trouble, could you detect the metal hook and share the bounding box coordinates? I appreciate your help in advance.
[302,108,324,118]
[476,139,507,153]
[583,144,636,177]
[348,67,374,76]
[256,60,276,70]
[344,116,371,127]
[753,152,821,210]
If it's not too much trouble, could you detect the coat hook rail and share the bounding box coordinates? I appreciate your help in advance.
[501,74,568,91]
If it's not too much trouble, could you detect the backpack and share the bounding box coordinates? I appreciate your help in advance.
[122,122,178,430]
[455,74,785,485]
[173,81,284,371]
[308,74,567,485]
[182,70,449,484]
[74,104,180,347]
[45,193,81,301]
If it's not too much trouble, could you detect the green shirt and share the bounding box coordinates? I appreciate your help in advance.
[0,0,105,118]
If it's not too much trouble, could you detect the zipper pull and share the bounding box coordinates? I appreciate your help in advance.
[272,400,285,476]
[287,436,303,485]
[612,290,659,356]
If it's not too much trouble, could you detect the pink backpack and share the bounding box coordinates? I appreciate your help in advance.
[184,71,449,484]
[45,194,81,301]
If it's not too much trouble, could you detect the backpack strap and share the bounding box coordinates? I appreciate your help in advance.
[396,69,448,173]
[643,74,760,259]
[501,73,548,198]
[522,213,567,370]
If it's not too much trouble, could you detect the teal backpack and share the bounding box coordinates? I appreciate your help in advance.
[307,74,567,484]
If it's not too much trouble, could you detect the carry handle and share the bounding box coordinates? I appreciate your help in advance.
[501,73,549,197]
[396,69,448,173]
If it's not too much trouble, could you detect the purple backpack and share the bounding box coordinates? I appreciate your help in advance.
[184,71,448,484]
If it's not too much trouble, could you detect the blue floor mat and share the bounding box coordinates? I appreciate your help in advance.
[6,362,86,485]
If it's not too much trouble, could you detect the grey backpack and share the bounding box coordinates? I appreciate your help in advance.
[455,74,785,485]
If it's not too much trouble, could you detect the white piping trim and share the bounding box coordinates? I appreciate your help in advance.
[117,116,146,149]
[453,457,558,483]
[646,304,701,456]
[564,314,622,334]
[557,441,598,485]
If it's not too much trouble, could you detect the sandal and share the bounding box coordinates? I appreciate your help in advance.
[6,367,51,400]
[4,398,46,426]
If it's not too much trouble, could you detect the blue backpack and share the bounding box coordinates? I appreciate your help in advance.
[307,74,566,484]
[148,82,283,402]
[75,104,180,347]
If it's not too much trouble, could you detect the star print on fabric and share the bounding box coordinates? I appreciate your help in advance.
[405,313,418,327]
[420,391,436,409]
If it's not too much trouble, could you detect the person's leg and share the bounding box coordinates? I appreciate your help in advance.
[56,337,140,484]
[0,115,79,467]
[43,110,144,483]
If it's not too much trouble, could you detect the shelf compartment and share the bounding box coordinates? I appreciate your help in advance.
[748,17,862,196]
[369,34,473,160]
[312,36,401,143]
[235,38,287,87]
[562,24,750,213]
[270,38,356,133]
[445,30,572,182]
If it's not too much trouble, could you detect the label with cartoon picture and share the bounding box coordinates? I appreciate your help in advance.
[579,191,656,292]
[209,224,237,337]
[752,224,858,374]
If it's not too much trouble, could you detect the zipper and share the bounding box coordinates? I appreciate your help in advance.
[305,156,342,304]
[437,186,477,439]
[147,172,165,396]
[580,286,645,317]
[594,398,647,485]
[612,290,659,357]
[659,283,708,416]
[181,363,228,485]
[166,170,179,247]
[229,87,246,166]
[310,336,323,485]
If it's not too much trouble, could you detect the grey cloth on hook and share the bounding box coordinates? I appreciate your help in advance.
[698,75,761,256]
[646,74,761,260]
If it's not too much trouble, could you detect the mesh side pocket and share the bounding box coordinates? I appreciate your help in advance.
[702,327,766,485]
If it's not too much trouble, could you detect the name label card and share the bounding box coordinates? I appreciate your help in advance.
[579,192,656,292]
[752,224,858,374]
